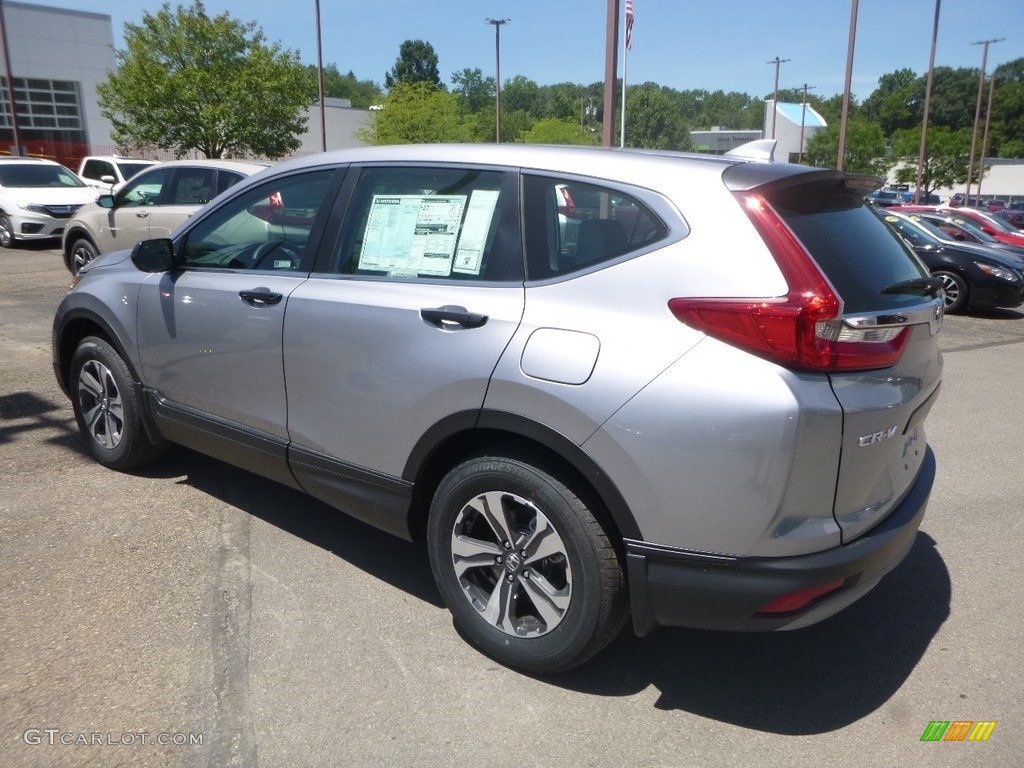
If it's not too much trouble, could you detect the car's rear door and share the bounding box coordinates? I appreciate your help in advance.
[282,164,524,535]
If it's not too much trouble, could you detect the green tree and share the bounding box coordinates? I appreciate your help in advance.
[518,118,599,146]
[863,68,922,136]
[991,58,1024,157]
[804,118,887,175]
[622,84,692,151]
[358,82,474,144]
[890,126,977,197]
[502,76,543,117]
[384,40,442,90]
[451,67,494,113]
[309,64,382,107]
[97,1,312,159]
[926,67,981,131]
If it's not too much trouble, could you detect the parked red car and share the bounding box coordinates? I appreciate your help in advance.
[996,210,1024,230]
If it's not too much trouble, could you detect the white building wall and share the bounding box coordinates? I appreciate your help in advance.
[2,1,116,147]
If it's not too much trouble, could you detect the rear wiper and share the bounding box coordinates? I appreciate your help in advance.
[880,276,945,297]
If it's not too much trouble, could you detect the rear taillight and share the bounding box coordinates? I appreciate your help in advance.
[668,192,909,372]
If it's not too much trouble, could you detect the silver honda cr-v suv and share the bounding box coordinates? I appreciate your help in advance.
[53,143,943,673]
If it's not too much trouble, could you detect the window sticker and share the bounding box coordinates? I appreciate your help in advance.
[359,194,467,276]
[453,190,500,275]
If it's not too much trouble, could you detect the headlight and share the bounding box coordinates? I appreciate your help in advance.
[974,262,1021,282]
[22,204,51,215]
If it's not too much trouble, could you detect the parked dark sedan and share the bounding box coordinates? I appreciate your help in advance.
[908,211,1024,260]
[879,211,1024,313]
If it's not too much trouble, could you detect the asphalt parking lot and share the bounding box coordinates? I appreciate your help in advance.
[1,243,1022,768]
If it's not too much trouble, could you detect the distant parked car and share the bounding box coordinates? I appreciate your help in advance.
[0,157,96,248]
[996,210,1024,230]
[879,210,1024,313]
[891,205,1024,248]
[77,156,159,193]
[61,159,268,274]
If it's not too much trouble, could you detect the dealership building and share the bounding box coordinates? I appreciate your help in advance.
[0,1,370,166]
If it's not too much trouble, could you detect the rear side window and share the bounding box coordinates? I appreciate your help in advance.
[334,166,522,282]
[81,159,114,181]
[523,175,668,280]
[766,181,930,313]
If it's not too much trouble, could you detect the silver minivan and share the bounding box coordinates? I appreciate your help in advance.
[53,143,943,673]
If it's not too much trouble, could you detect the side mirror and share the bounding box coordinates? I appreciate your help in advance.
[131,238,176,273]
[97,194,115,209]
[100,175,116,185]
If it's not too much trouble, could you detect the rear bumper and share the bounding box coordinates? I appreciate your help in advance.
[626,445,935,636]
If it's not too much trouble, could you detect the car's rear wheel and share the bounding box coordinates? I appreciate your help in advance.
[0,214,15,248]
[69,237,99,274]
[427,454,627,673]
[934,270,968,313]
[69,336,163,470]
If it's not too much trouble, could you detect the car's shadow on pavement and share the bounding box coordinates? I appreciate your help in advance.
[140,446,950,735]
[548,532,949,733]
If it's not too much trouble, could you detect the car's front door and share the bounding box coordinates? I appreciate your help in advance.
[282,165,525,535]
[100,166,174,252]
[135,169,341,484]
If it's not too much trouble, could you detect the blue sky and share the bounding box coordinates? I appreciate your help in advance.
[28,0,1024,100]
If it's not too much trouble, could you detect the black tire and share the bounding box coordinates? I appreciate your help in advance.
[427,454,627,673]
[0,213,14,248]
[69,237,99,275]
[934,270,968,313]
[69,336,163,470]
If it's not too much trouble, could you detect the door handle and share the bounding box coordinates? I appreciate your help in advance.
[135,211,150,218]
[420,305,488,329]
[239,289,283,306]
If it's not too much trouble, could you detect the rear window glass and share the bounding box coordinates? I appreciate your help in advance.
[767,183,931,313]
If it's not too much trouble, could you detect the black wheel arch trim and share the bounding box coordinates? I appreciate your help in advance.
[53,307,164,447]
[402,408,642,542]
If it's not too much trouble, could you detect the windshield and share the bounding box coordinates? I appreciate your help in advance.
[116,162,154,181]
[943,215,997,242]
[880,213,940,247]
[973,209,1021,234]
[0,164,86,188]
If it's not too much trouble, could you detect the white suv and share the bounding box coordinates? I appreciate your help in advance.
[0,158,97,248]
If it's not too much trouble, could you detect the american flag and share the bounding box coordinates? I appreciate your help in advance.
[625,0,635,51]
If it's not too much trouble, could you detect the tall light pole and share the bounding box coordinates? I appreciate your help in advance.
[977,74,997,202]
[965,37,1003,202]
[766,56,790,139]
[0,0,21,155]
[485,18,509,143]
[837,0,859,171]
[913,0,941,203]
[314,0,326,152]
[798,83,815,163]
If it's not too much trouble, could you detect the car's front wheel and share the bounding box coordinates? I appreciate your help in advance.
[427,454,627,673]
[69,237,99,275]
[69,336,163,470]
[0,213,15,248]
[934,270,968,313]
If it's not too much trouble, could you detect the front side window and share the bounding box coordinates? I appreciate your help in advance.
[523,175,668,280]
[334,166,522,282]
[165,167,218,205]
[178,169,336,272]
[117,167,172,208]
